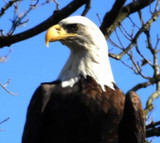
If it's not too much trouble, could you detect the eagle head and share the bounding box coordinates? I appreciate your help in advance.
[45,16,115,90]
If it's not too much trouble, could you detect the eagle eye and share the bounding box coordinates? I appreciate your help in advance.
[65,24,79,32]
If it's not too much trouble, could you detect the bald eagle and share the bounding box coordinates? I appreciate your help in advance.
[22,16,145,143]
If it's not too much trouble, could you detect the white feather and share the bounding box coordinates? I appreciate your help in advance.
[57,16,115,90]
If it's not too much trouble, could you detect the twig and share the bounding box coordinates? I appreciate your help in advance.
[135,44,153,67]
[109,9,160,60]
[154,0,160,12]
[31,0,39,7]
[96,13,102,24]
[0,48,13,62]
[115,29,125,49]
[155,34,160,50]
[54,0,59,10]
[0,80,18,96]
[108,38,123,50]
[129,74,160,91]
[0,0,19,17]
[125,50,148,78]
[128,16,140,29]
[137,10,144,26]
[0,117,10,132]
[0,117,10,125]
[119,24,132,41]
[81,0,91,16]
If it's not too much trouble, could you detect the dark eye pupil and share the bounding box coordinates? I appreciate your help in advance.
[71,25,78,30]
[67,24,79,31]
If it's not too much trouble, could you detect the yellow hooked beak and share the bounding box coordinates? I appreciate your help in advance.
[45,24,77,47]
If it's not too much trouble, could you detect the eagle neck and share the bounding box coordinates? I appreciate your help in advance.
[58,44,115,91]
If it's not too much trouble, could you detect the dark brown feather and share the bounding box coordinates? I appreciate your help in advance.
[22,76,145,143]
[22,76,124,143]
[118,91,145,143]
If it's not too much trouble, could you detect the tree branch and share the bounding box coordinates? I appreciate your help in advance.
[146,121,160,129]
[81,0,91,16]
[100,0,126,38]
[100,0,155,39]
[109,8,160,60]
[129,74,160,92]
[147,126,160,137]
[146,121,160,137]
[0,0,90,48]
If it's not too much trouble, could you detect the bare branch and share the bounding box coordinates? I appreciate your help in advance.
[96,13,102,24]
[0,79,18,96]
[0,117,10,125]
[119,24,132,41]
[143,30,160,115]
[146,120,160,137]
[0,117,10,132]
[155,34,160,50]
[0,0,19,17]
[154,0,160,12]
[125,49,151,79]
[81,0,91,16]
[0,0,90,48]
[108,38,123,50]
[109,28,140,60]
[109,8,160,60]
[8,1,30,35]
[135,45,153,67]
[115,29,125,49]
[138,10,144,26]
[7,0,54,36]
[100,0,155,39]
[0,48,12,62]
[54,0,60,10]
[146,121,160,129]
[128,16,140,29]
[129,74,160,91]
[144,90,160,115]
[100,0,127,38]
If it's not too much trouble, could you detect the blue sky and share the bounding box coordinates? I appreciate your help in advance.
[0,1,160,143]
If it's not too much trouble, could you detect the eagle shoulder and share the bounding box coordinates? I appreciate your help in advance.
[118,91,145,143]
